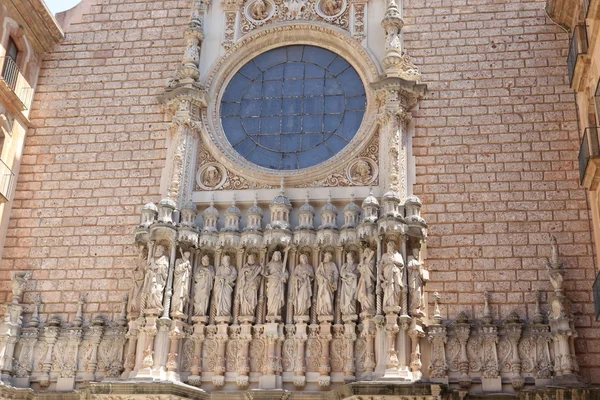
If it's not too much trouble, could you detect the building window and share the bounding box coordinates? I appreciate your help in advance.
[2,37,19,91]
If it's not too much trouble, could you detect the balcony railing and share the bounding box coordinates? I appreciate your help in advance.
[568,25,589,86]
[579,127,600,184]
[0,159,14,203]
[0,57,33,110]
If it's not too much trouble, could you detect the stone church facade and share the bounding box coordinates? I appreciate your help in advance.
[0,0,599,399]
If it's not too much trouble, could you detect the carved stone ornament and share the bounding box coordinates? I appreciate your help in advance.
[315,0,347,19]
[244,0,276,24]
[346,157,378,186]
[241,0,349,33]
[196,162,227,190]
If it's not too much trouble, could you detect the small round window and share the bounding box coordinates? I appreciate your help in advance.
[220,45,366,170]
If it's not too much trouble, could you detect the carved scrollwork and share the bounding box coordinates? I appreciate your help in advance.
[282,338,296,372]
[467,335,481,373]
[446,336,460,372]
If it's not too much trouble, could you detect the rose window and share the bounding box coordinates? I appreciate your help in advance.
[220,45,366,170]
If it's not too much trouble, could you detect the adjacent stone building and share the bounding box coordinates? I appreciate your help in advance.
[0,0,598,398]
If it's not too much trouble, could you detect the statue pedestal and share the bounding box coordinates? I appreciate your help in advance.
[259,322,281,389]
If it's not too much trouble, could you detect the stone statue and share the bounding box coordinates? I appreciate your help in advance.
[171,250,192,317]
[380,241,404,311]
[250,0,269,20]
[407,248,425,317]
[193,255,215,317]
[143,244,170,313]
[340,252,358,315]
[11,271,31,305]
[265,251,288,318]
[291,253,314,317]
[316,252,339,317]
[128,246,147,315]
[238,254,263,317]
[357,248,376,315]
[203,166,221,188]
[214,255,237,317]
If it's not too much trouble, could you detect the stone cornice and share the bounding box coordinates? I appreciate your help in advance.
[4,0,64,55]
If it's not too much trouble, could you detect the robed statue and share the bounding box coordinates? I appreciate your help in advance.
[193,255,215,317]
[340,252,358,315]
[291,253,314,317]
[265,250,289,319]
[143,244,169,313]
[380,241,404,311]
[238,253,263,317]
[171,250,191,317]
[214,255,237,317]
[316,252,339,317]
[357,248,376,315]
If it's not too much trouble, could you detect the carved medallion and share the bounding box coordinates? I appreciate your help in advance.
[347,157,377,186]
[196,163,227,190]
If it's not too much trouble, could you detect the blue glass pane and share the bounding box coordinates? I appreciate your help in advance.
[325,96,344,113]
[241,118,260,135]
[243,82,262,99]
[254,47,287,70]
[287,45,304,61]
[304,80,324,96]
[283,80,303,97]
[263,81,283,97]
[221,45,365,170]
[285,62,304,79]
[282,98,302,114]
[240,100,261,117]
[328,57,350,76]
[264,64,284,80]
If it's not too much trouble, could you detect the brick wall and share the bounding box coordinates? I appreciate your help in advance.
[404,0,600,383]
[0,0,190,315]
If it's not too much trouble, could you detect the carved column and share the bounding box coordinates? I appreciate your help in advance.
[350,0,367,43]
[360,317,376,380]
[0,302,23,383]
[213,323,228,387]
[236,319,253,388]
[408,318,425,381]
[293,318,308,387]
[38,316,60,388]
[318,319,333,387]
[427,293,448,383]
[13,297,40,387]
[187,316,206,386]
[137,315,159,378]
[343,316,357,382]
[455,312,471,390]
[123,317,140,377]
[166,317,186,380]
[505,312,524,391]
[83,316,105,382]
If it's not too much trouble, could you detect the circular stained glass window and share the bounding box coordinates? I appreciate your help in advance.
[220,45,366,170]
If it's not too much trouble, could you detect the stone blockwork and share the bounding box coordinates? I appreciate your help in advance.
[0,0,190,313]
[404,0,600,384]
